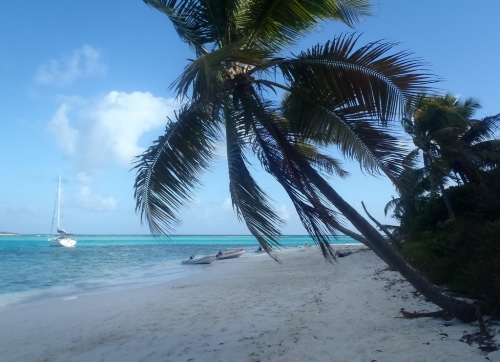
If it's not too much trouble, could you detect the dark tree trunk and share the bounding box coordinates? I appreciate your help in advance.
[437,182,455,220]
[425,151,455,219]
[306,167,477,322]
[361,201,401,249]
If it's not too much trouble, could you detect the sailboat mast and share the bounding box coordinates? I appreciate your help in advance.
[57,175,61,230]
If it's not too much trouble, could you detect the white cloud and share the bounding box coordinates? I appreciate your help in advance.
[184,201,235,227]
[35,45,106,86]
[48,91,178,174]
[48,103,79,154]
[77,186,117,211]
[223,197,232,211]
[76,172,92,184]
[278,204,290,220]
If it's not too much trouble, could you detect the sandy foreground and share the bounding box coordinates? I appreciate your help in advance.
[1,246,499,362]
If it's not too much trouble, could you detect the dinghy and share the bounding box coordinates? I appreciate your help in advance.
[216,248,245,260]
[182,255,216,265]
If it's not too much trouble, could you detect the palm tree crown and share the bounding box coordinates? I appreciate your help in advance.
[403,93,500,186]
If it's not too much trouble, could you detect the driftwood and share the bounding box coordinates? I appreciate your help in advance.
[475,305,491,338]
[401,307,492,339]
[400,309,447,319]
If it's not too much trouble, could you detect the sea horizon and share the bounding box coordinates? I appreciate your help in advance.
[2,233,349,237]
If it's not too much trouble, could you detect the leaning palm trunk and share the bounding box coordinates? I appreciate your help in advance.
[306,166,477,322]
[255,109,478,322]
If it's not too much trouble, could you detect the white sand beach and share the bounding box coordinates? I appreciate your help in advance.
[1,246,498,362]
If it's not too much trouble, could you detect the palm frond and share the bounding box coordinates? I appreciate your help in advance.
[244,0,370,52]
[225,106,284,259]
[245,103,342,261]
[470,139,500,153]
[143,0,245,54]
[458,96,482,118]
[428,126,464,144]
[383,197,400,217]
[279,33,435,121]
[401,148,420,168]
[462,113,500,144]
[133,101,221,235]
[413,93,470,133]
[143,0,211,53]
[282,93,411,189]
[396,166,430,196]
[297,143,350,178]
[470,139,500,168]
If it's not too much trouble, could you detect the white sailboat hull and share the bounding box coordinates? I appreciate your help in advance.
[48,236,77,248]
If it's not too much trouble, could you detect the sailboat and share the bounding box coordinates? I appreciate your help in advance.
[48,175,77,247]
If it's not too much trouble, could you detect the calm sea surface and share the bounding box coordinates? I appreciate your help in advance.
[0,234,357,307]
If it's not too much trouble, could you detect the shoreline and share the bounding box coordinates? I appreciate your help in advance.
[0,242,361,309]
[1,246,497,361]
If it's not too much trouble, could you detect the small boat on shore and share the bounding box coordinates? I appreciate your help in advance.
[216,248,245,260]
[182,255,216,265]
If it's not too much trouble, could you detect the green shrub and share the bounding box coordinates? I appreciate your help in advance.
[401,178,500,315]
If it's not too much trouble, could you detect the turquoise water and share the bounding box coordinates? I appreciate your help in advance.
[0,234,357,307]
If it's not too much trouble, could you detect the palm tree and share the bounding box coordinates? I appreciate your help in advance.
[134,0,476,321]
[443,112,500,184]
[383,165,431,240]
[403,94,500,218]
[401,94,474,219]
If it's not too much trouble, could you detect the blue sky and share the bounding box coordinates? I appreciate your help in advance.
[1,1,499,235]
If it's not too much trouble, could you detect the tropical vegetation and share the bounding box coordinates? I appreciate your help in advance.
[384,93,500,315]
